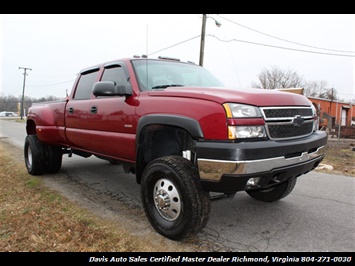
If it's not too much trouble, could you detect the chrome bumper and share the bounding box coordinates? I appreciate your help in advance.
[198,145,325,181]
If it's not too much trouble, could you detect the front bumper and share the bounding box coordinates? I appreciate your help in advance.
[196,131,327,193]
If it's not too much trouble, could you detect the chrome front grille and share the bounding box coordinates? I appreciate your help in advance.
[260,107,315,140]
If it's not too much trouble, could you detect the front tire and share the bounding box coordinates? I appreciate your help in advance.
[141,156,211,241]
[246,178,297,202]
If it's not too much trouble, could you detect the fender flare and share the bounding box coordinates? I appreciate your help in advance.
[136,114,204,141]
[135,114,204,182]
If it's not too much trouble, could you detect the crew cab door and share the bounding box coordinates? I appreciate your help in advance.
[87,63,136,161]
[65,62,136,162]
[65,67,100,149]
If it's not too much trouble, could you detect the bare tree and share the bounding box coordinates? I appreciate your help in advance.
[252,66,341,101]
[303,80,334,98]
[0,95,19,112]
[252,66,304,90]
[1,94,63,114]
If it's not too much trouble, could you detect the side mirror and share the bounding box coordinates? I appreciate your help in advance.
[92,81,132,97]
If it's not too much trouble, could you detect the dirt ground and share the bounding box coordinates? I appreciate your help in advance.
[321,137,355,176]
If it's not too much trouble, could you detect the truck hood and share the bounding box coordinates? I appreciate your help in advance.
[148,87,311,106]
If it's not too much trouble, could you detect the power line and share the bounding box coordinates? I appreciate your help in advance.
[148,35,200,56]
[27,79,75,87]
[147,33,355,59]
[217,15,355,54]
[207,34,355,57]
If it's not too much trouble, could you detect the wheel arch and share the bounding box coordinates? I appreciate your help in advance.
[135,114,203,183]
[26,119,37,135]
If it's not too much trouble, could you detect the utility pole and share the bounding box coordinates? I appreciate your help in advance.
[19,67,32,120]
[199,14,207,66]
[199,14,221,67]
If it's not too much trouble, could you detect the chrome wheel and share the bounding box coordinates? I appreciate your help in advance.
[153,178,181,221]
[141,156,211,240]
[27,146,33,167]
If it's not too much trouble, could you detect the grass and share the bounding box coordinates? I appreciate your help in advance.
[0,140,198,252]
[320,141,355,176]
[0,148,138,252]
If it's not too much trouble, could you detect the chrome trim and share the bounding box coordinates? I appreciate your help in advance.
[259,106,315,140]
[261,116,314,121]
[260,106,314,119]
[198,146,325,181]
[266,119,314,125]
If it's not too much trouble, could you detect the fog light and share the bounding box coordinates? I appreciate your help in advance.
[246,177,261,187]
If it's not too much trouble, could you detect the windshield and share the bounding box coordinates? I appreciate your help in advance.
[131,59,224,91]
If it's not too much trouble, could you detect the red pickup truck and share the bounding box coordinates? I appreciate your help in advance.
[24,56,327,240]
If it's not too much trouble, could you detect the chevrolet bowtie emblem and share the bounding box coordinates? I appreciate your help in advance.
[292,115,304,127]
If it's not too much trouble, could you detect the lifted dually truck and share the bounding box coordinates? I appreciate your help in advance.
[24,56,327,240]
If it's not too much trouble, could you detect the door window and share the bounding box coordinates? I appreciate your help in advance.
[101,65,128,86]
[74,69,99,100]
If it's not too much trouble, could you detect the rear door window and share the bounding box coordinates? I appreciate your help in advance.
[74,69,99,100]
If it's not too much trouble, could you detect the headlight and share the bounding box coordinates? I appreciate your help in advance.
[311,104,319,131]
[223,103,266,139]
[223,103,262,118]
[311,103,317,116]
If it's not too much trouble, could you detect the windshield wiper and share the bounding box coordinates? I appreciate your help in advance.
[151,84,184,89]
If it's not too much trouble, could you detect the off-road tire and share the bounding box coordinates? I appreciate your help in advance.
[246,178,297,202]
[45,145,62,173]
[141,155,211,241]
[24,135,46,175]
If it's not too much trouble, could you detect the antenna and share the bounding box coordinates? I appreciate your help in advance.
[145,24,149,89]
[146,24,148,56]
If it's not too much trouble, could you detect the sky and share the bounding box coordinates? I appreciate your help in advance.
[1,14,354,102]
